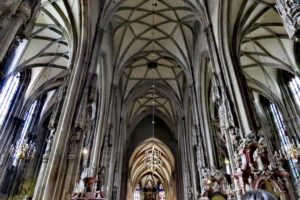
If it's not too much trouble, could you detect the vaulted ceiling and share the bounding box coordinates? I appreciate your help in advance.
[10,0,80,114]
[128,138,174,192]
[111,0,197,125]
[234,0,298,101]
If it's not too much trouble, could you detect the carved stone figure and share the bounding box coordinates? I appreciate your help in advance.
[212,181,221,192]
[276,0,300,38]
[68,131,80,156]
[245,176,253,192]
[253,148,265,171]
[273,151,285,171]
[44,129,55,155]
[234,155,242,172]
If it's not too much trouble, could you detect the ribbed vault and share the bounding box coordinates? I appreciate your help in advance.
[111,0,198,127]
[235,0,299,100]
[7,0,79,110]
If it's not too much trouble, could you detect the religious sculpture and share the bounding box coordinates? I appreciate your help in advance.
[276,0,300,38]
[199,167,233,199]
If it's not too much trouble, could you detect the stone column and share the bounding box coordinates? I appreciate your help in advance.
[0,1,31,63]
[33,73,69,199]
[63,128,83,199]
[32,128,55,200]
[86,28,106,178]
[62,88,88,199]
[205,25,255,136]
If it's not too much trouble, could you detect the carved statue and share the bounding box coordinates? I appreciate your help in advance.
[212,181,221,192]
[276,0,300,38]
[199,167,233,198]
[253,148,265,171]
[245,176,253,192]
[68,131,80,156]
[44,129,55,155]
[234,155,242,172]
[273,151,285,171]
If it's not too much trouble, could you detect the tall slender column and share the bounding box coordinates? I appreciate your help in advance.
[38,1,92,199]
[0,1,31,63]
[32,73,69,199]
[62,128,84,199]
[62,88,88,199]
[86,28,105,178]
[205,25,255,136]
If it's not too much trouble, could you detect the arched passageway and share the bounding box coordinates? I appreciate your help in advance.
[127,138,175,200]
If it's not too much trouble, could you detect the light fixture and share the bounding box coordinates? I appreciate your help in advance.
[145,146,162,170]
[144,81,163,171]
[10,100,39,166]
[11,138,36,166]
[144,0,163,171]
[281,142,300,163]
[224,158,231,174]
[83,147,89,155]
[10,33,63,166]
[206,179,212,185]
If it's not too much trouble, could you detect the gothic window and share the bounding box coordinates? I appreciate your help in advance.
[133,184,141,200]
[269,103,300,180]
[289,76,300,108]
[12,100,38,166]
[0,73,20,128]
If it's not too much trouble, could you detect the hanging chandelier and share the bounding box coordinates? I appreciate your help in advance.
[10,137,36,166]
[144,83,163,171]
[144,0,163,172]
[281,142,300,163]
[145,146,162,170]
